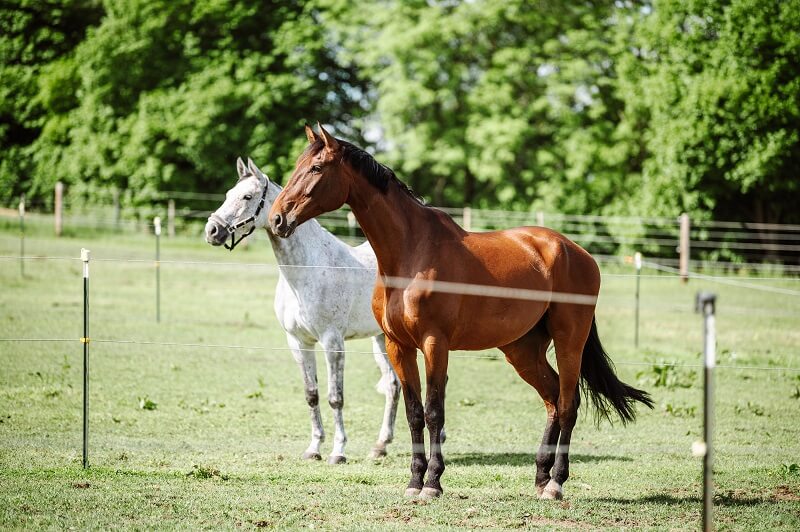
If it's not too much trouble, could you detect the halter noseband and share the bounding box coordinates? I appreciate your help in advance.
[210,181,268,251]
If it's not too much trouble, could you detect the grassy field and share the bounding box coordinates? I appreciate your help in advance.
[1,221,799,529]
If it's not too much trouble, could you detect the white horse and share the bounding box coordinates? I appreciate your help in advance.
[205,157,400,463]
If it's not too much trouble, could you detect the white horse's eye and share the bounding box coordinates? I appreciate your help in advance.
[243,194,253,201]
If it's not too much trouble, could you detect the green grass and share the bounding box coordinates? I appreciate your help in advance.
[1,226,799,529]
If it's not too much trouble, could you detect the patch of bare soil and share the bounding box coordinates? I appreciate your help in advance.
[772,485,800,502]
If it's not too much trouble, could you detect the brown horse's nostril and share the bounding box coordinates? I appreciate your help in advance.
[273,213,283,228]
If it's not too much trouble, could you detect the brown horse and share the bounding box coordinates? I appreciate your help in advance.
[269,124,653,500]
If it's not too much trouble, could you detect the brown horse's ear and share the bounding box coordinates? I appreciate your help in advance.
[304,123,318,144]
[317,122,339,152]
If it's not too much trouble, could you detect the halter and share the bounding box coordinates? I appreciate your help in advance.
[209,181,268,251]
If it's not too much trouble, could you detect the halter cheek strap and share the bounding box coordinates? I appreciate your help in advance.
[210,183,268,251]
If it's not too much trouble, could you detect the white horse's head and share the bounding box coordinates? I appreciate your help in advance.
[205,157,271,250]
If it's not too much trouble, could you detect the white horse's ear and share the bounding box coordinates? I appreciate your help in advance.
[317,122,339,151]
[305,123,318,144]
[247,157,260,176]
[246,158,269,185]
[236,157,248,178]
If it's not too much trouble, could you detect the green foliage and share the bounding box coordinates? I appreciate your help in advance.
[662,402,697,418]
[637,362,696,389]
[2,0,799,225]
[2,0,367,207]
[618,0,800,223]
[734,400,766,417]
[187,464,228,480]
[779,463,800,477]
[137,396,157,410]
[332,0,631,210]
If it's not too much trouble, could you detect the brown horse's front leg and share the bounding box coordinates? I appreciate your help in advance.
[420,334,449,499]
[385,338,427,497]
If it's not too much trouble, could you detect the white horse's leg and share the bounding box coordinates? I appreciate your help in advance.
[369,334,400,458]
[321,333,347,464]
[287,334,324,460]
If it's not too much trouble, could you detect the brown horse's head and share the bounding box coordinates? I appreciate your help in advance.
[269,123,350,238]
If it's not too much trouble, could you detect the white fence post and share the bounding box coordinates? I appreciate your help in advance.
[154,217,161,323]
[694,291,716,532]
[634,252,642,348]
[81,248,91,469]
[19,195,25,277]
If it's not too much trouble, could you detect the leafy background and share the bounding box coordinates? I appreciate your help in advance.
[1,0,798,223]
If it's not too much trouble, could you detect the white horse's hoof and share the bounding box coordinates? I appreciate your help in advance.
[419,487,442,500]
[327,454,347,465]
[301,451,322,461]
[404,487,421,498]
[540,479,563,500]
[369,446,388,459]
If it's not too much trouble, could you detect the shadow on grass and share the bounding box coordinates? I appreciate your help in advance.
[447,452,632,467]
[594,493,764,507]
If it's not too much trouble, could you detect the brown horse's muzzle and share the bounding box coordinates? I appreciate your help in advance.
[269,211,297,238]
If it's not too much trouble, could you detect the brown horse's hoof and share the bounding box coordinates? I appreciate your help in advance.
[404,487,421,498]
[540,480,563,500]
[419,487,442,500]
[301,451,322,461]
[369,445,388,459]
[327,454,347,465]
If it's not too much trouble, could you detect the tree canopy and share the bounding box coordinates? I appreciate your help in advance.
[1,0,798,223]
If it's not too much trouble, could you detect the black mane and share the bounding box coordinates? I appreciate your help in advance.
[305,138,424,204]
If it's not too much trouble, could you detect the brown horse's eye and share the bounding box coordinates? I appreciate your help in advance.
[311,165,322,173]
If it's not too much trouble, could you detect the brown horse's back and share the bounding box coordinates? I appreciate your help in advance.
[377,223,600,351]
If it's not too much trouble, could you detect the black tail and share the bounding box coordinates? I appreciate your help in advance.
[580,317,654,425]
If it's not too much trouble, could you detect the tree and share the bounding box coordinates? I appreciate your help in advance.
[0,0,103,206]
[619,0,800,223]
[329,1,644,213]
[2,0,368,208]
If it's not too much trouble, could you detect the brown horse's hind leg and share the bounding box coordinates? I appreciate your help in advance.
[543,303,595,500]
[499,320,560,497]
[385,338,427,497]
[420,333,449,499]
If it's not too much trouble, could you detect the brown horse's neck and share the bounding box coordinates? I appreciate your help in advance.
[346,174,438,275]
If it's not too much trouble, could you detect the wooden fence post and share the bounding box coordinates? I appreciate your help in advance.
[679,213,690,283]
[54,182,64,236]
